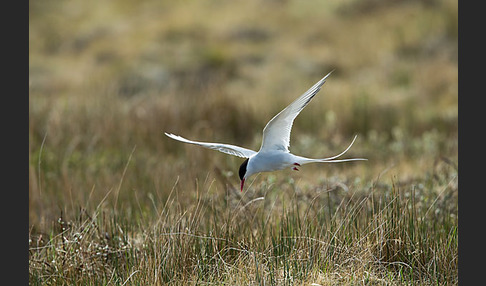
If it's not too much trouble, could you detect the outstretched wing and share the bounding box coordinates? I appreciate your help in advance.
[165,132,257,158]
[259,71,333,152]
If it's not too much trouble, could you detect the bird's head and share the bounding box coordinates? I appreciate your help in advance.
[238,158,249,192]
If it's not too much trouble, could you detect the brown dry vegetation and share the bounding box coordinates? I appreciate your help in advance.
[29,0,457,284]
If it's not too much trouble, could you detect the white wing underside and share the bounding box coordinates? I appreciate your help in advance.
[164,133,257,158]
[259,71,333,153]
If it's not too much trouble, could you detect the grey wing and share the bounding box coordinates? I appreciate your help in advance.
[165,132,257,158]
[259,71,333,152]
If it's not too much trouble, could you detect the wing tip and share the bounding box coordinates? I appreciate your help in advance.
[320,69,334,83]
[164,132,184,141]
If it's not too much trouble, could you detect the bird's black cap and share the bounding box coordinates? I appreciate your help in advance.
[239,158,249,180]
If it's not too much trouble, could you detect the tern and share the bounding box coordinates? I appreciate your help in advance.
[165,71,367,191]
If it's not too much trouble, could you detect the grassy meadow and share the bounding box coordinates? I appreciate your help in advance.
[29,0,458,284]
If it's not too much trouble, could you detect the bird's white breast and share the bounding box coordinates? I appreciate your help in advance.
[248,151,296,175]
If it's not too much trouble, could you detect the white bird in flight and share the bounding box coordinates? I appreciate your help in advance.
[165,71,367,191]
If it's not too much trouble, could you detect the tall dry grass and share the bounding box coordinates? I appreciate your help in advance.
[29,168,457,284]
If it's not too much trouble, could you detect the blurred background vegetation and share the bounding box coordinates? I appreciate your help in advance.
[29,0,457,226]
[29,0,457,283]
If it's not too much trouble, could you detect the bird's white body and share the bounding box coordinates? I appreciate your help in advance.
[165,71,367,191]
[247,151,297,175]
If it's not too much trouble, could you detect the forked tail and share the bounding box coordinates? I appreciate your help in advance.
[295,135,367,165]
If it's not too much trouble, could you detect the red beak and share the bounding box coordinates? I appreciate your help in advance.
[240,178,245,192]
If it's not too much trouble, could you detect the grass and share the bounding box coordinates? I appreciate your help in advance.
[29,170,457,284]
[29,0,457,284]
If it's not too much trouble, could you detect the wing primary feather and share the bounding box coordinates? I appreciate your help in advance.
[259,71,333,152]
[164,132,257,158]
